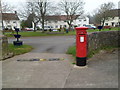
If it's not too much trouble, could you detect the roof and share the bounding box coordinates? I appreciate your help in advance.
[45,15,80,21]
[108,9,120,17]
[2,13,19,20]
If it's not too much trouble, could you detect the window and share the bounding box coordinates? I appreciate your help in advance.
[13,21,16,23]
[79,20,81,21]
[64,25,67,27]
[105,23,108,26]
[111,22,114,26]
[55,25,58,28]
[84,19,86,21]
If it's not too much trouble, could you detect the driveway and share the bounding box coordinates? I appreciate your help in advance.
[2,36,118,88]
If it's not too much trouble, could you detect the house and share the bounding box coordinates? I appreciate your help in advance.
[104,9,120,27]
[1,12,21,30]
[0,13,2,30]
[118,1,120,9]
[36,15,89,29]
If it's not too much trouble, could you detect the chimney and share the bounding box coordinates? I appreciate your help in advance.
[15,11,17,14]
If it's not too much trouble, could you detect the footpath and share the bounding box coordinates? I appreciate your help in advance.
[2,49,118,88]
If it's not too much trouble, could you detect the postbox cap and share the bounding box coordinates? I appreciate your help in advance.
[75,27,88,30]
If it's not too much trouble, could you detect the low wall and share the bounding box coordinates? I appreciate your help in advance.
[0,35,13,60]
[87,30,119,55]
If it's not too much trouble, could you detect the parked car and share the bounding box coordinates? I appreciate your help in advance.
[52,29,58,31]
[25,28,34,31]
[103,26,111,29]
[43,26,54,31]
[83,25,96,29]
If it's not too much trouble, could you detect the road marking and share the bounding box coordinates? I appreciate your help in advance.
[17,58,64,61]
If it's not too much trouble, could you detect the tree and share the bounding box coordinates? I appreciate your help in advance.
[94,2,115,26]
[59,0,84,31]
[19,1,40,32]
[1,2,15,13]
[19,0,50,32]
[35,0,49,33]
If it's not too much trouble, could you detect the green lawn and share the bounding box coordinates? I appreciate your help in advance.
[66,45,76,57]
[66,45,118,64]
[4,27,119,37]
[8,44,33,55]
[4,31,76,37]
[87,27,119,33]
[66,45,118,59]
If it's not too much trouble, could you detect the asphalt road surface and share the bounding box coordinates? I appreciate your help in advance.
[9,36,76,53]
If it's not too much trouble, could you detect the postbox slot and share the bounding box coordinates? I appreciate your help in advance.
[79,34,85,35]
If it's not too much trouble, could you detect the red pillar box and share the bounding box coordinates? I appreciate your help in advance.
[75,27,88,66]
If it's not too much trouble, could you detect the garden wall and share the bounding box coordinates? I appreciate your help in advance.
[87,30,119,55]
[0,35,13,60]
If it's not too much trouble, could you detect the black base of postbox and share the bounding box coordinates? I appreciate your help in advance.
[76,57,87,66]
[13,41,23,46]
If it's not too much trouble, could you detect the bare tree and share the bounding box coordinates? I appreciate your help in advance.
[1,2,15,13]
[59,0,84,31]
[20,0,50,32]
[19,1,40,32]
[35,0,49,32]
[18,1,36,20]
[26,2,39,32]
[94,2,115,26]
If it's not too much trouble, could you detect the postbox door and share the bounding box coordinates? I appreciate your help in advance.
[77,34,87,57]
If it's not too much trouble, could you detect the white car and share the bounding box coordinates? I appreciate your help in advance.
[25,28,34,31]
[83,25,96,29]
[52,29,58,31]
[44,26,53,31]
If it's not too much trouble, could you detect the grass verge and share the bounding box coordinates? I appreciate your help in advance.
[4,27,119,37]
[8,44,33,56]
[66,45,76,57]
[4,31,76,37]
[66,45,119,64]
[87,46,119,58]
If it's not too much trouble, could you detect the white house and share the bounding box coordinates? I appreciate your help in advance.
[1,12,21,30]
[0,13,2,30]
[36,15,89,29]
[73,16,89,27]
[104,9,120,27]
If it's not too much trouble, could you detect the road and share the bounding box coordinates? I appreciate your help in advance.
[2,36,118,88]
[8,36,76,53]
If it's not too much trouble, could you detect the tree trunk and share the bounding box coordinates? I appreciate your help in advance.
[33,23,36,32]
[102,18,105,27]
[68,23,72,31]
[41,16,45,33]
[42,20,44,33]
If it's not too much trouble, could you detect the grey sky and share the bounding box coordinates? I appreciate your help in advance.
[2,0,119,14]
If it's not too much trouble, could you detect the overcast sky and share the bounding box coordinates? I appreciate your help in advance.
[2,0,120,14]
